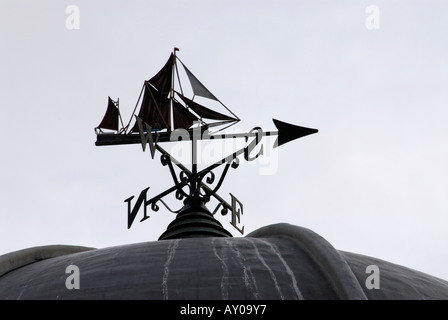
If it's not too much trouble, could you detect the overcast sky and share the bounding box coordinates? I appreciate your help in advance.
[1,1,448,281]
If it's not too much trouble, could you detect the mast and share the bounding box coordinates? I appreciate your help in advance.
[117,98,125,132]
[170,48,180,131]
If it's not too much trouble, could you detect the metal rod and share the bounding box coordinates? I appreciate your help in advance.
[174,55,184,96]
[116,98,125,131]
[207,130,278,140]
[124,84,145,133]
[156,143,232,209]
[95,129,279,146]
[169,48,177,131]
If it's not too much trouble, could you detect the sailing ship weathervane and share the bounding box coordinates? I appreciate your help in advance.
[94,48,318,240]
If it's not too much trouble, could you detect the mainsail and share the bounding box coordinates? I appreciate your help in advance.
[176,93,235,122]
[148,53,173,96]
[130,83,171,132]
[96,49,239,136]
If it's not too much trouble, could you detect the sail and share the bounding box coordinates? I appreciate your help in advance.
[130,82,201,132]
[97,97,119,131]
[172,100,198,129]
[177,93,236,122]
[148,53,173,96]
[99,50,239,136]
[180,61,218,100]
[130,54,174,132]
[130,83,170,132]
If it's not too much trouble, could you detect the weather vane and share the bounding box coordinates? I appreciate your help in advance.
[94,48,318,240]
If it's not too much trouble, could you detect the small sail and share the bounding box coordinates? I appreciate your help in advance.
[97,97,119,131]
[177,93,236,122]
[180,61,218,100]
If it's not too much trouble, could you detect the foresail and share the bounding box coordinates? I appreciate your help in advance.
[180,61,218,100]
[97,97,119,131]
[176,93,236,122]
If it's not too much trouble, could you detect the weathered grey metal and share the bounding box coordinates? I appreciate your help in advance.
[247,224,368,300]
[0,238,305,299]
[341,251,448,300]
[1,224,447,300]
[0,245,95,278]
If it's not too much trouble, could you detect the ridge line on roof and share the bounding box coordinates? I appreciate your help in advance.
[246,223,368,300]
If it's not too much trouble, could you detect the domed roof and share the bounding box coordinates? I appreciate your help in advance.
[1,223,447,300]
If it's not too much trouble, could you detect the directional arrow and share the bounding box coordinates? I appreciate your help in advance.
[96,118,318,148]
[272,118,318,148]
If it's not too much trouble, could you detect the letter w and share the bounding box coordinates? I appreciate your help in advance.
[136,116,159,159]
[125,187,150,229]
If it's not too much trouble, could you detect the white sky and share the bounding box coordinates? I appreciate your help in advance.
[1,1,448,281]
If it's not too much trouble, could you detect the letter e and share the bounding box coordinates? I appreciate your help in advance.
[230,193,244,234]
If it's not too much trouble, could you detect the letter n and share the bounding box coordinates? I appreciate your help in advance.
[125,187,150,229]
[365,265,380,289]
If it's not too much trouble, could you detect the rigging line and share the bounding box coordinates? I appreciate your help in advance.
[125,84,145,133]
[175,56,186,70]
[218,99,240,121]
[191,94,208,127]
[172,94,207,127]
[190,95,206,126]
[207,119,240,135]
[174,56,184,96]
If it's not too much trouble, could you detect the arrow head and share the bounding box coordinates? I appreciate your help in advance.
[273,118,318,148]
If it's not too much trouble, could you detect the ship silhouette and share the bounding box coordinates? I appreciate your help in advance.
[95,48,239,146]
